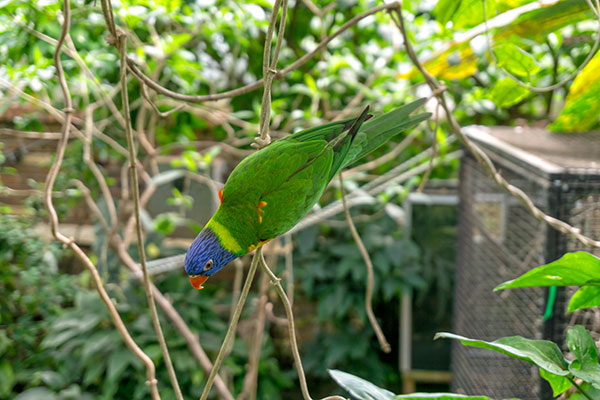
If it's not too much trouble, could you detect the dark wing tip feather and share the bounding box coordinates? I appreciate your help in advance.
[346,105,373,142]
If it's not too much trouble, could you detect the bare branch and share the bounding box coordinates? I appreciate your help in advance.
[258,252,346,400]
[199,250,262,400]
[46,2,160,398]
[122,2,400,104]
[118,32,183,400]
[339,173,391,353]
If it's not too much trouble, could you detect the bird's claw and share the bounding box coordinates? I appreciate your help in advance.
[251,134,271,149]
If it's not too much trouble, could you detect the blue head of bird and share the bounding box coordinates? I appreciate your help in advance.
[184,228,238,289]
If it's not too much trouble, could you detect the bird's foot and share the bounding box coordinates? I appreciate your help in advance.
[251,134,271,150]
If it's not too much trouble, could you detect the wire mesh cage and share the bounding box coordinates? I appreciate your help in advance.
[451,126,600,400]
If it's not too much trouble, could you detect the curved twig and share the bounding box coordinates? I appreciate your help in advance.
[122,2,401,104]
[339,173,391,353]
[258,252,346,400]
[199,250,262,400]
[118,33,183,400]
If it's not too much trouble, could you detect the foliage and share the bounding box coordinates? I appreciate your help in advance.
[0,214,292,399]
[292,213,423,388]
[331,251,600,400]
[2,0,600,398]
[495,251,600,312]
[0,215,72,399]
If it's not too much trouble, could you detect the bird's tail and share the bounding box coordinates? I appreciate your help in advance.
[342,98,431,168]
[327,105,373,179]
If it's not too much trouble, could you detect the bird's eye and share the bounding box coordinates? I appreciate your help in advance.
[203,260,213,272]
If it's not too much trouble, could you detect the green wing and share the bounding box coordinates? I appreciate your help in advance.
[216,99,430,247]
[283,98,430,174]
[342,98,430,167]
[219,139,334,244]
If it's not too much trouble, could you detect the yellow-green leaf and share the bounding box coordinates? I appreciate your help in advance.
[398,43,478,80]
[494,43,540,78]
[540,368,572,397]
[489,78,529,107]
[495,0,595,42]
[549,52,600,132]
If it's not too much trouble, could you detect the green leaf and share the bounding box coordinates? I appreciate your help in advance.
[14,388,57,400]
[567,326,600,389]
[37,370,65,390]
[434,0,461,25]
[494,44,540,78]
[549,51,600,132]
[328,369,396,400]
[567,325,598,364]
[489,78,529,107]
[453,0,497,30]
[495,0,596,43]
[540,368,572,397]
[495,252,600,290]
[568,382,600,399]
[395,394,495,399]
[435,332,569,375]
[0,360,15,397]
[106,351,133,383]
[568,286,600,313]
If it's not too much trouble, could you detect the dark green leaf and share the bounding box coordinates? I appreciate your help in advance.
[495,252,600,290]
[568,286,600,313]
[435,332,569,375]
[567,325,598,364]
[329,369,396,400]
[567,326,600,389]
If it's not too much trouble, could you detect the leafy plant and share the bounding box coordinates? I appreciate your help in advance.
[495,251,600,313]
[330,251,600,400]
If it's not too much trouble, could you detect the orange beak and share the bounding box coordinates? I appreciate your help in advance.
[189,275,209,290]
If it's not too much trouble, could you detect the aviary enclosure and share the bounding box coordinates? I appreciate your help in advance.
[1,0,600,399]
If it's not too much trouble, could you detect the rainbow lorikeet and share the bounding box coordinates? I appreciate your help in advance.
[184,99,430,289]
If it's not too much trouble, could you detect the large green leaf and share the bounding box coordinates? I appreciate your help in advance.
[329,369,396,400]
[495,252,600,290]
[494,44,540,78]
[567,326,600,389]
[489,78,530,107]
[539,368,572,397]
[549,51,600,132]
[435,332,569,375]
[495,0,596,42]
[568,286,600,313]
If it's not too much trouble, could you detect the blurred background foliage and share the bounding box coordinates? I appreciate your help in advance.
[0,0,598,398]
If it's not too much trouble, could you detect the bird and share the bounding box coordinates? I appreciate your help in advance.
[184,99,430,289]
